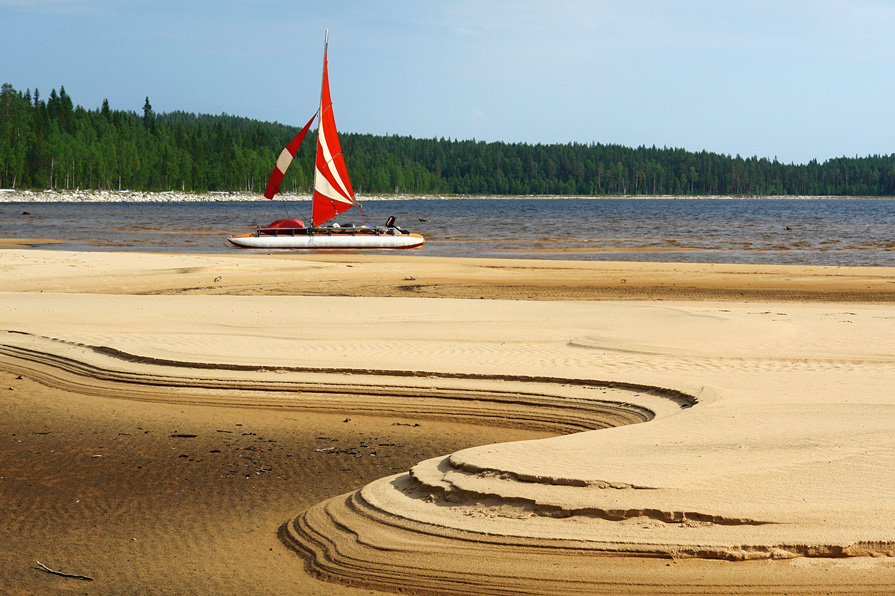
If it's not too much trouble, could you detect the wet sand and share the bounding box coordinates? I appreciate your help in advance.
[2,248,895,595]
[1,369,547,596]
[2,249,895,302]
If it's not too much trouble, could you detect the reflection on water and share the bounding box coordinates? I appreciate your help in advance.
[1,197,894,266]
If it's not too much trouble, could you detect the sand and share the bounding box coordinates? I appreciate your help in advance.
[2,247,895,595]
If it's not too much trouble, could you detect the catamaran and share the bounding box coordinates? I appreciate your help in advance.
[228,31,425,250]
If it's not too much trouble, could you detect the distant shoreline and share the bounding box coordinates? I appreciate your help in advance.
[0,189,889,203]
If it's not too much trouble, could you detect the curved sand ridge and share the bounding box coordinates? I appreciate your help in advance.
[276,301,895,594]
[3,251,895,594]
[0,330,675,436]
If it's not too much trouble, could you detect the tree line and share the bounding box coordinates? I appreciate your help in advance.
[3,83,895,196]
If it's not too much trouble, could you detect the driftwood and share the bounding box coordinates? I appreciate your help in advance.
[35,560,94,581]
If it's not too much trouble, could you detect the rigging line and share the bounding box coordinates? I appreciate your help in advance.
[286,190,313,224]
[277,194,290,219]
[326,189,339,222]
[283,184,314,221]
[276,188,311,226]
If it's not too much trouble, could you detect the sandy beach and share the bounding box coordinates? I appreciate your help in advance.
[2,247,895,595]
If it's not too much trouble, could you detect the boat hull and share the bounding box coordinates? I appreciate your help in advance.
[227,231,425,250]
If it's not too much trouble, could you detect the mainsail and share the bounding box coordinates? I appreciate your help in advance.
[312,31,356,226]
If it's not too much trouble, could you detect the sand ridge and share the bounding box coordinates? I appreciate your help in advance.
[2,248,895,594]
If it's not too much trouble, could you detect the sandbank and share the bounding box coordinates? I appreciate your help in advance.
[1,248,895,595]
[0,238,64,249]
[2,248,895,301]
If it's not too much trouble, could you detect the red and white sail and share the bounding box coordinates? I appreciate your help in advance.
[263,111,317,200]
[312,31,356,226]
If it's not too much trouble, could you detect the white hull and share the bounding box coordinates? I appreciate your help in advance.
[228,231,425,250]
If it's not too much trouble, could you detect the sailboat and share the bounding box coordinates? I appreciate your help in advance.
[228,31,425,250]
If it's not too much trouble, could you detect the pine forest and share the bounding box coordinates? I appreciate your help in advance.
[3,83,895,197]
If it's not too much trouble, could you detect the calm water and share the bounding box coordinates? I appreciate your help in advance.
[2,197,894,266]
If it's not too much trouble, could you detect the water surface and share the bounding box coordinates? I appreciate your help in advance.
[2,197,894,266]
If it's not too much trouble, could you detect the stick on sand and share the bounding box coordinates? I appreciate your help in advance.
[35,561,94,581]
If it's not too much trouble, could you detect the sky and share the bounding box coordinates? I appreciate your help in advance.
[2,0,895,164]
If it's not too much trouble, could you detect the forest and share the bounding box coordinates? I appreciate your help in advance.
[3,83,895,197]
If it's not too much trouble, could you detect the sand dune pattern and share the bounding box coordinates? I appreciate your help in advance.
[0,331,677,434]
[3,251,895,595]
[4,327,894,595]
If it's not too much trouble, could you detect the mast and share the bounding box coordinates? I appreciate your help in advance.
[310,29,327,212]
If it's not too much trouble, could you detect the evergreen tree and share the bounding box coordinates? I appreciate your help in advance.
[142,97,154,132]
[3,82,895,196]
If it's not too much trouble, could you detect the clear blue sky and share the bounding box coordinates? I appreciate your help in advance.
[3,0,894,164]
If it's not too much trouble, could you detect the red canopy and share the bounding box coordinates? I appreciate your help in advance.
[264,218,304,229]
